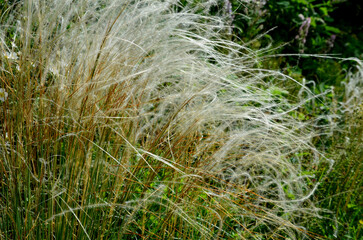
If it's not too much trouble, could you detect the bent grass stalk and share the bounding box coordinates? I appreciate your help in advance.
[0,0,327,239]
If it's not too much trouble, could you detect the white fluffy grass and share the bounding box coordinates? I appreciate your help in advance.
[343,59,363,113]
[0,0,326,238]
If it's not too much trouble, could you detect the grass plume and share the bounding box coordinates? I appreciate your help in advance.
[0,0,326,239]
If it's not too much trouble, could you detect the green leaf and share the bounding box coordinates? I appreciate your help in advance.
[297,0,309,4]
[319,7,328,16]
[269,86,289,96]
[276,1,290,8]
[310,17,317,27]
[325,26,341,34]
[347,203,356,209]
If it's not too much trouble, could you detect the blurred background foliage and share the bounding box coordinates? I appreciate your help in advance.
[233,0,362,82]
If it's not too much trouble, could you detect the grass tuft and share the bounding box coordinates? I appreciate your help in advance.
[0,0,327,239]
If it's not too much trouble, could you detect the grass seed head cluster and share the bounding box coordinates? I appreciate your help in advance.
[0,0,325,239]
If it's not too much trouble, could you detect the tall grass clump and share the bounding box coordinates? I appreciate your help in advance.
[0,0,326,239]
[310,59,363,239]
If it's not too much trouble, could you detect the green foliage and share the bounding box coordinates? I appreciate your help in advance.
[260,0,344,84]
[265,0,340,47]
[226,0,362,85]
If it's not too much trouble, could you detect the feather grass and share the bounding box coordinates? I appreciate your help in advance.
[0,0,326,239]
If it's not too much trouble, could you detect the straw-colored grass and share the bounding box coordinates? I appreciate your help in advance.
[0,1,325,239]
